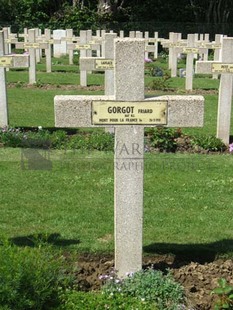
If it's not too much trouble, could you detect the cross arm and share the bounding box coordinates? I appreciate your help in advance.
[79,57,114,71]
[195,61,220,74]
[54,95,204,128]
[0,55,29,68]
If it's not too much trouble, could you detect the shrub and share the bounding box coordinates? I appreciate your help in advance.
[0,128,114,151]
[147,127,182,152]
[101,268,186,310]
[190,135,226,152]
[0,241,73,310]
[0,127,23,147]
[148,75,170,90]
[211,278,233,310]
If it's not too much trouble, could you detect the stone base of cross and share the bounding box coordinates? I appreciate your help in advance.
[54,39,204,277]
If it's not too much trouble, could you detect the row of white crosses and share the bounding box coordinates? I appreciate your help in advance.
[161,32,224,90]
[54,38,204,277]
[1,27,160,89]
[0,30,29,127]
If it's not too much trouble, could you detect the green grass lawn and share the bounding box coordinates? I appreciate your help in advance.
[6,56,233,136]
[2,55,233,260]
[0,149,233,258]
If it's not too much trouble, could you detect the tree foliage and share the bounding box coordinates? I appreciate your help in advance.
[0,0,232,34]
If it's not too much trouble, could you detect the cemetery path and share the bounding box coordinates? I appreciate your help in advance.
[75,253,233,309]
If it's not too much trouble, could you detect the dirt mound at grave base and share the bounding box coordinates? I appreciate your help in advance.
[75,253,233,309]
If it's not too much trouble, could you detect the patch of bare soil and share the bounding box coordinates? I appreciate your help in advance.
[75,253,233,309]
[7,83,104,91]
[8,83,218,95]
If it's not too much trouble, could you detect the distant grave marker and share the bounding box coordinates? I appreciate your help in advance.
[196,37,233,144]
[16,29,48,84]
[0,31,29,127]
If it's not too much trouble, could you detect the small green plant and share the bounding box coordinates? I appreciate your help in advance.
[0,127,114,151]
[150,66,164,77]
[59,290,155,310]
[15,81,25,88]
[0,127,23,147]
[158,51,169,62]
[67,132,114,151]
[33,79,43,88]
[190,135,226,152]
[0,241,73,310]
[101,268,186,310]
[211,278,233,309]
[147,127,182,152]
[148,75,170,90]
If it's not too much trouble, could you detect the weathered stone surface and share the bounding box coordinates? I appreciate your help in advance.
[54,95,204,128]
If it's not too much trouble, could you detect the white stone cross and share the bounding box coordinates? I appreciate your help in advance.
[3,27,18,54]
[15,29,49,84]
[67,30,95,87]
[79,33,116,96]
[181,33,199,91]
[36,29,61,73]
[53,29,67,58]
[212,34,223,79]
[144,32,159,59]
[0,31,29,127]
[161,32,187,77]
[196,37,233,144]
[54,38,204,277]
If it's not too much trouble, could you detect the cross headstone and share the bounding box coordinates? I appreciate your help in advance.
[18,28,29,52]
[181,33,199,91]
[212,34,223,79]
[36,29,61,73]
[15,29,49,84]
[3,27,17,54]
[35,28,42,63]
[145,32,159,60]
[0,31,29,127]
[198,33,209,61]
[53,30,67,57]
[66,30,94,87]
[162,32,187,77]
[196,37,233,144]
[79,33,116,95]
[54,38,204,277]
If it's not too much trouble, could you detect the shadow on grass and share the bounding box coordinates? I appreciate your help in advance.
[8,233,80,247]
[143,239,233,267]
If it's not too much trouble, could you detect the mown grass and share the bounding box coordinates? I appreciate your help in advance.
[0,149,233,258]
[2,54,233,260]
[7,55,233,136]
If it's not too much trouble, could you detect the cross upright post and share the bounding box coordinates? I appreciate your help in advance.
[0,31,29,127]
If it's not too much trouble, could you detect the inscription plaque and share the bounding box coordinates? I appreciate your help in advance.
[212,63,233,73]
[183,48,199,54]
[95,59,114,69]
[75,44,91,50]
[0,56,13,67]
[24,43,40,49]
[92,101,167,125]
